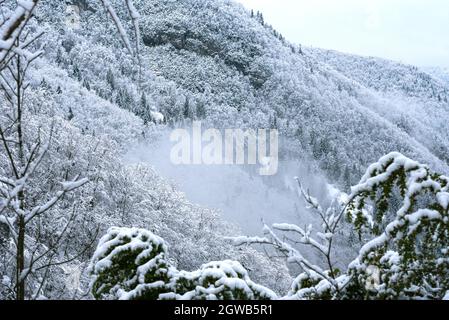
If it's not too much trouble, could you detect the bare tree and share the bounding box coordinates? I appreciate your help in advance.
[0,24,95,300]
[230,178,352,296]
[0,0,141,300]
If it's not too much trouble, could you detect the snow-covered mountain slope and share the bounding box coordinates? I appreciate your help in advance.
[309,48,449,100]
[25,0,449,244]
[424,66,449,87]
[308,48,449,167]
[28,0,449,246]
[34,0,449,188]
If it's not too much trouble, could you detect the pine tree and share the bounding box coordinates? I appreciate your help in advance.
[196,101,207,119]
[344,152,449,299]
[90,227,172,300]
[73,65,82,82]
[140,92,147,110]
[55,48,64,65]
[82,78,91,90]
[106,68,116,90]
[183,97,191,119]
[116,87,133,110]
[343,166,351,189]
[256,11,264,25]
[67,106,74,121]
[90,228,276,300]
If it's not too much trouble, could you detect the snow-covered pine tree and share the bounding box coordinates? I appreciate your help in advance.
[162,261,277,300]
[344,152,449,299]
[231,152,449,300]
[90,227,172,300]
[90,227,277,300]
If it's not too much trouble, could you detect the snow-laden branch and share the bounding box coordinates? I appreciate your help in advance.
[25,177,89,223]
[0,139,49,214]
[229,222,339,290]
[99,0,134,55]
[125,0,140,56]
[91,227,277,300]
[0,0,39,66]
[347,152,449,261]
[347,152,449,230]
[99,0,142,87]
[342,152,449,299]
[229,176,355,298]
[1,0,142,65]
[272,223,328,254]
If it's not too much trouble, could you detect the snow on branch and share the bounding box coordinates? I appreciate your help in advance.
[99,0,140,57]
[0,0,39,67]
[227,176,354,296]
[228,221,340,290]
[347,151,449,236]
[272,223,328,254]
[25,177,89,222]
[125,0,140,56]
[344,152,449,299]
[91,227,277,300]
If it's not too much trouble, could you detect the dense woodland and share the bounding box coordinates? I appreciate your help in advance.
[0,0,448,300]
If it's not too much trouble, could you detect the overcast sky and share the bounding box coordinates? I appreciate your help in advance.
[236,0,449,68]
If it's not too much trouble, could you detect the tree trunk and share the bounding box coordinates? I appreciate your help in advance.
[16,213,25,300]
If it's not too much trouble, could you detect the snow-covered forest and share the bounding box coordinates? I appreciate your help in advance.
[0,0,448,300]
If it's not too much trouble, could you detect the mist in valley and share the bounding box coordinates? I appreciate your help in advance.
[125,130,334,237]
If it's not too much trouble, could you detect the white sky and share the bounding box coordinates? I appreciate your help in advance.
[236,0,449,68]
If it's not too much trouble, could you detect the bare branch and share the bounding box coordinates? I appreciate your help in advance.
[0,0,39,69]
